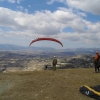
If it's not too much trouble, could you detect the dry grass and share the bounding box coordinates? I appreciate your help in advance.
[0,68,100,100]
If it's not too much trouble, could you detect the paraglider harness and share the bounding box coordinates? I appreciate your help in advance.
[80,85,100,100]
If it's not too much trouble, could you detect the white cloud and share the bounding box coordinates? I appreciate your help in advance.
[8,0,22,3]
[8,0,16,3]
[47,0,66,4]
[0,7,100,46]
[16,6,28,13]
[17,6,23,11]
[28,5,31,7]
[17,0,22,3]
[25,9,28,13]
[67,0,100,15]
[48,0,100,15]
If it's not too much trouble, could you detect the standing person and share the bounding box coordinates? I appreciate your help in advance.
[93,51,99,73]
[52,56,57,71]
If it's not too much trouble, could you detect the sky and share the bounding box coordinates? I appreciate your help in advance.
[0,0,100,49]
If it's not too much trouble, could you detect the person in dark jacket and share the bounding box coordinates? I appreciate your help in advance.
[93,51,100,73]
[52,56,57,71]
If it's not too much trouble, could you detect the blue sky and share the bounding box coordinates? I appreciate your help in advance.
[0,0,100,49]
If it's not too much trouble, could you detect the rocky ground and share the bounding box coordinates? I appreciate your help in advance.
[0,68,99,100]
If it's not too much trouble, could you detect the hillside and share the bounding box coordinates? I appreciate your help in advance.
[0,68,100,100]
[0,51,94,72]
[0,44,55,51]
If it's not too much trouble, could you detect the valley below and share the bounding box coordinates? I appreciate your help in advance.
[0,50,95,73]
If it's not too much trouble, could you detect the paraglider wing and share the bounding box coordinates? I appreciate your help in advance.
[29,37,63,47]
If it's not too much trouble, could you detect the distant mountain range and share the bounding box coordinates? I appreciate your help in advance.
[0,44,100,53]
[0,44,55,51]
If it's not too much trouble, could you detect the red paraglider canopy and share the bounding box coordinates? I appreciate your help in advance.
[29,37,63,47]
